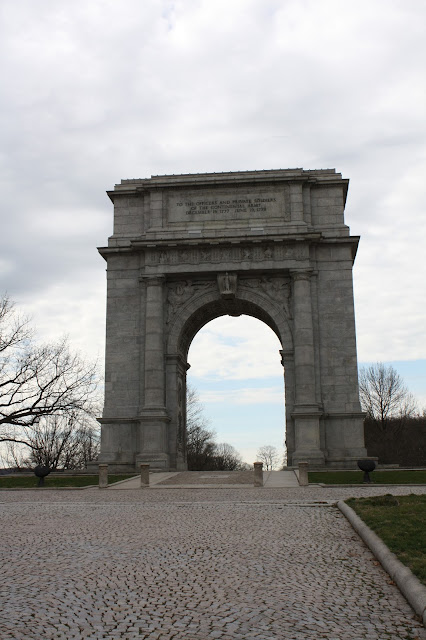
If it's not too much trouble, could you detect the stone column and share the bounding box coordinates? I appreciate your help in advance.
[289,183,304,223]
[137,275,170,469]
[290,270,324,465]
[165,354,189,471]
[292,270,316,404]
[280,349,295,465]
[143,275,166,408]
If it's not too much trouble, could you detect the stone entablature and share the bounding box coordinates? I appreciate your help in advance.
[97,168,367,472]
[106,168,350,246]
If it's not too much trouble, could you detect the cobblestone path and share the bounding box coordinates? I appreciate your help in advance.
[1,487,425,639]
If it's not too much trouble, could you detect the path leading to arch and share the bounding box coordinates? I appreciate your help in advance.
[108,470,300,489]
[263,469,300,487]
[1,485,425,639]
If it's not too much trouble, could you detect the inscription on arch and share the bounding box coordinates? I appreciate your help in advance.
[167,186,290,223]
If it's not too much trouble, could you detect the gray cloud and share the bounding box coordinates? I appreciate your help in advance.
[0,0,425,372]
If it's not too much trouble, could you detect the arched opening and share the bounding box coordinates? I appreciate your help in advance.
[167,291,294,470]
[187,315,285,466]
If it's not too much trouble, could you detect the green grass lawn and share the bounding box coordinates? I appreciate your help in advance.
[0,474,138,488]
[309,470,426,485]
[346,494,426,586]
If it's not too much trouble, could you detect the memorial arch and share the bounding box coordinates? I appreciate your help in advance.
[97,168,367,471]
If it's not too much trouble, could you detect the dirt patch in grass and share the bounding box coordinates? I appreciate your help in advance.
[346,494,426,586]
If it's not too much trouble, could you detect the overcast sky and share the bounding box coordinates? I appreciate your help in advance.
[1,0,425,462]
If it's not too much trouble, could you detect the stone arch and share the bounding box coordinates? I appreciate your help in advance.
[167,285,293,358]
[96,168,369,472]
[165,284,295,470]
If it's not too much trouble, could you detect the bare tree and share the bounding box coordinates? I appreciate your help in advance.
[213,442,243,471]
[359,363,417,433]
[186,385,247,471]
[282,445,288,469]
[5,412,100,470]
[186,384,216,470]
[186,384,211,433]
[0,294,100,457]
[256,445,280,470]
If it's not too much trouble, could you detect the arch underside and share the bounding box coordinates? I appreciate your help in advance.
[178,298,282,360]
[165,286,293,471]
[167,286,293,359]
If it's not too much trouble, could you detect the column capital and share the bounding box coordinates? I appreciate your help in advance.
[166,353,190,372]
[279,349,294,366]
[289,268,313,282]
[139,274,165,285]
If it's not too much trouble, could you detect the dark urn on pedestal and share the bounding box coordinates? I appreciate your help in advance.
[34,465,51,487]
[357,459,376,483]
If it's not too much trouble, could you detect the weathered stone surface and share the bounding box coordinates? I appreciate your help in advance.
[97,169,367,471]
[98,464,108,488]
[253,462,264,487]
[1,485,425,640]
[298,462,309,486]
[139,463,150,487]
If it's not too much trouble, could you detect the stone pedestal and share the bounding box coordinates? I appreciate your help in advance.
[254,462,264,487]
[136,412,170,469]
[98,464,108,488]
[298,461,309,486]
[140,464,150,487]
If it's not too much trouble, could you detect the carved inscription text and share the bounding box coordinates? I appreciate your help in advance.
[167,188,289,223]
[176,197,277,216]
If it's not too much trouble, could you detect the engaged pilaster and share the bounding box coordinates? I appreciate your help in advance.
[166,353,190,471]
[290,269,324,465]
[291,269,316,405]
[280,349,295,464]
[137,275,170,469]
[143,275,166,408]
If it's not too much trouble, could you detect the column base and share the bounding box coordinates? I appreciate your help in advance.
[323,412,368,467]
[324,456,378,469]
[291,405,325,466]
[96,418,138,471]
[88,462,139,474]
[138,407,171,470]
[135,452,170,470]
[292,450,325,466]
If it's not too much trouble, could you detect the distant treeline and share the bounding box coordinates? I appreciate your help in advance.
[364,415,426,467]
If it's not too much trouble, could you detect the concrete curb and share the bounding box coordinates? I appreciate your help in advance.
[319,483,426,488]
[337,500,426,627]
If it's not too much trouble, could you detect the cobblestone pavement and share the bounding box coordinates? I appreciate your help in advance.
[1,486,425,640]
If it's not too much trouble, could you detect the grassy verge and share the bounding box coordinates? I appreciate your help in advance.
[0,474,138,488]
[346,494,426,586]
[309,470,426,485]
